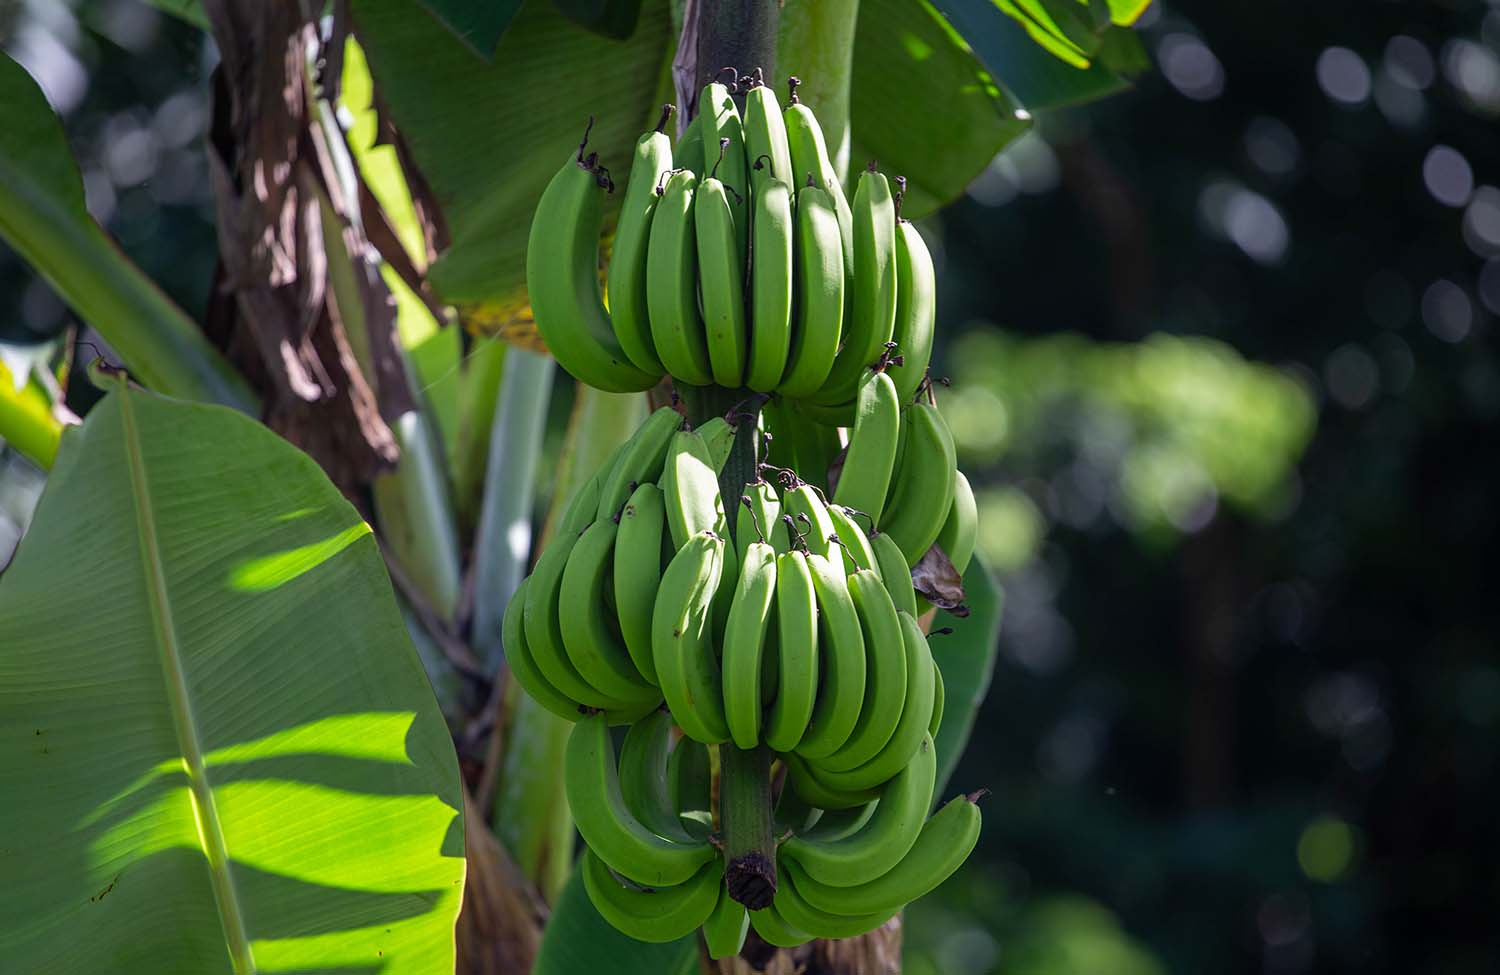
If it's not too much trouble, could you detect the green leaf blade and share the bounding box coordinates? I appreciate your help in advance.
[930,556,1005,799]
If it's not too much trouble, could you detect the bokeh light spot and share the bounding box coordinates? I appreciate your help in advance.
[1298,816,1356,882]
[1421,279,1473,342]
[1423,145,1474,207]
[1158,33,1225,101]
[1316,47,1372,105]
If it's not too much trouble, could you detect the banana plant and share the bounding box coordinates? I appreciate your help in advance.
[0,1,1146,972]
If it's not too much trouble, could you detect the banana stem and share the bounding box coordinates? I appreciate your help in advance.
[718,743,777,909]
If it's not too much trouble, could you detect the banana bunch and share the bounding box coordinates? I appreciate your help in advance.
[525,77,935,409]
[568,705,984,950]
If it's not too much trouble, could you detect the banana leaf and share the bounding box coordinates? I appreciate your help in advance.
[532,861,699,975]
[929,555,1005,798]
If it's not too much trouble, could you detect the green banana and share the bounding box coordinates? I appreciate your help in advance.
[786,793,981,917]
[581,848,722,943]
[559,519,659,702]
[827,504,878,575]
[696,174,748,388]
[798,800,878,843]
[832,369,902,524]
[607,112,673,374]
[929,658,945,738]
[780,733,937,888]
[668,733,714,840]
[675,112,703,172]
[696,415,738,474]
[818,570,908,772]
[560,466,604,535]
[743,81,793,189]
[795,554,867,760]
[652,531,732,744]
[746,177,794,392]
[619,709,697,842]
[566,714,715,886]
[764,549,819,753]
[782,751,878,810]
[870,530,917,617]
[702,881,751,959]
[782,483,845,575]
[662,429,726,550]
[615,482,667,683]
[595,406,684,522]
[502,576,587,723]
[815,167,898,409]
[647,169,714,386]
[880,403,957,565]
[784,96,854,295]
[698,81,749,259]
[526,141,660,392]
[525,531,634,710]
[886,218,936,405]
[773,777,822,834]
[774,863,897,939]
[777,182,845,398]
[722,542,778,748]
[814,610,934,791]
[736,478,789,568]
[749,903,813,948]
[936,470,977,575]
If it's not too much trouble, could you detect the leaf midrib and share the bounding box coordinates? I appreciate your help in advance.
[119,388,254,973]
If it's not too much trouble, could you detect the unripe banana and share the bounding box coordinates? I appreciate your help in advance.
[785,793,981,917]
[929,656,945,738]
[880,403,958,565]
[886,218,936,405]
[773,778,823,834]
[502,576,587,723]
[774,863,898,940]
[782,483,845,575]
[595,406,684,522]
[619,709,698,842]
[581,848,722,943]
[780,733,937,888]
[527,144,661,392]
[764,549,819,753]
[749,902,813,948]
[818,571,908,772]
[696,174,748,388]
[777,182,845,398]
[652,531,733,744]
[722,542,778,748]
[832,369,901,524]
[762,399,842,491]
[559,467,604,535]
[935,470,977,575]
[675,113,703,172]
[615,482,667,682]
[736,478,789,568]
[784,98,854,295]
[812,609,934,791]
[662,429,726,550]
[827,504,878,576]
[814,167,898,410]
[699,81,749,260]
[695,416,738,474]
[794,554,867,760]
[559,519,660,702]
[565,714,715,886]
[525,530,639,711]
[798,800,878,842]
[743,81,793,189]
[781,751,878,810]
[870,530,917,617]
[607,114,674,374]
[702,881,751,959]
[746,177,794,392]
[647,169,714,386]
[669,732,714,840]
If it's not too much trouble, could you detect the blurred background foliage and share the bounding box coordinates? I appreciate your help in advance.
[3,1,1498,973]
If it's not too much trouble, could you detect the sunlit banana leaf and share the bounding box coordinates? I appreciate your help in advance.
[533,861,699,975]
[929,555,1004,798]
[0,385,464,973]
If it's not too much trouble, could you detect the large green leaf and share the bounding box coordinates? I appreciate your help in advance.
[0,54,255,412]
[929,556,1004,798]
[0,385,464,973]
[419,0,524,58]
[533,860,699,975]
[849,0,1029,219]
[351,0,673,315]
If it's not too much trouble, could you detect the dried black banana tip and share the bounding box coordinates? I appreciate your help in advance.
[725,851,777,910]
[575,116,596,164]
[654,103,675,134]
[787,75,802,104]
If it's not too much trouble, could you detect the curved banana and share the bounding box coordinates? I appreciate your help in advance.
[559,519,660,702]
[832,369,901,525]
[615,482,667,682]
[748,902,813,948]
[798,800,878,843]
[736,478,789,568]
[773,863,897,940]
[814,609,934,791]
[781,751,878,810]
[827,504,878,576]
[525,531,635,711]
[722,542,778,748]
[743,81,793,189]
[647,169,714,386]
[695,416,738,474]
[669,733,715,840]
[698,81,749,258]
[764,549,819,752]
[780,733,937,888]
[786,793,981,917]
[794,554,866,760]
[607,113,673,374]
[814,167,898,410]
[526,142,660,392]
[566,714,715,886]
[596,406,683,522]
[653,531,732,744]
[675,112,703,173]
[746,177,794,392]
[777,182,845,398]
[886,218,936,405]
[502,576,587,723]
[818,571,908,772]
[784,96,854,293]
[702,881,751,959]
[696,174,748,388]
[929,658,945,738]
[782,484,845,576]
[559,469,603,535]
[880,403,957,565]
[774,778,822,834]
[935,470,977,575]
[662,429,726,550]
[619,708,697,842]
[581,848,722,943]
[870,530,917,617]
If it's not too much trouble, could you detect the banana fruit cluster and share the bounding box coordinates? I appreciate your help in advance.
[525,77,934,416]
